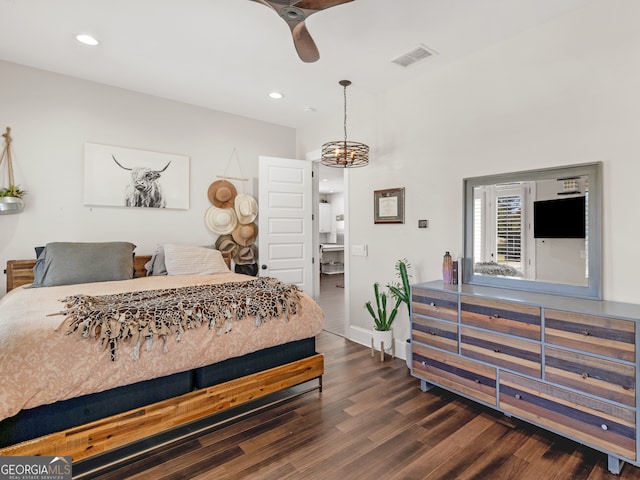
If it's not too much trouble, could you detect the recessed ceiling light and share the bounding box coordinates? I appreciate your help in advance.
[304,107,317,113]
[322,178,328,182]
[269,91,284,100]
[76,34,99,46]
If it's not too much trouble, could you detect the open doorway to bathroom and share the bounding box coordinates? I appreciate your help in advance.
[317,163,345,337]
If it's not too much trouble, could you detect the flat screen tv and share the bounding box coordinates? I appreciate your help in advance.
[533,196,586,238]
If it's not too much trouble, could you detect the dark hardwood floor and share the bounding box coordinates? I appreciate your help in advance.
[85,332,640,479]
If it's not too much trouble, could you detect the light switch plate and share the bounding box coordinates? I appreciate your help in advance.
[352,244,368,256]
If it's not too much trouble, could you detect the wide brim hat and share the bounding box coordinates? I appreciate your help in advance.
[231,222,258,247]
[205,205,238,235]
[214,234,239,257]
[234,245,258,265]
[234,193,258,225]
[208,180,237,209]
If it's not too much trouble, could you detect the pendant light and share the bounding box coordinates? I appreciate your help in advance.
[321,80,369,168]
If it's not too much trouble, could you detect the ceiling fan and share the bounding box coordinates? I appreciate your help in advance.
[250,0,353,63]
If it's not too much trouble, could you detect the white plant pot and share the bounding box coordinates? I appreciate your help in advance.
[371,329,393,351]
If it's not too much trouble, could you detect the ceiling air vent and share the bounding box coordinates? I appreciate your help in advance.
[391,44,437,68]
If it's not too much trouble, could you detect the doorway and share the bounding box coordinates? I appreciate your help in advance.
[316,162,346,337]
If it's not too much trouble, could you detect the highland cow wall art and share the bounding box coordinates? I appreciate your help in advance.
[84,143,189,209]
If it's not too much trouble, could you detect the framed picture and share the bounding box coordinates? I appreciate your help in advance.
[374,187,405,224]
[84,143,190,209]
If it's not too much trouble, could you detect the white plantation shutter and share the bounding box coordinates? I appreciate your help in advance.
[495,194,522,269]
[473,196,483,261]
[585,191,589,278]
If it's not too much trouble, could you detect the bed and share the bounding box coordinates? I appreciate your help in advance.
[0,242,324,462]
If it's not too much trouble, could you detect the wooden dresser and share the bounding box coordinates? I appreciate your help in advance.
[411,281,640,475]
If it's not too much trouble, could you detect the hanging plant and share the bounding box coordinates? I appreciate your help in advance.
[0,127,26,214]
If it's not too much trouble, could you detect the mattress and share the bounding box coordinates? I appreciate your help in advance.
[0,272,324,422]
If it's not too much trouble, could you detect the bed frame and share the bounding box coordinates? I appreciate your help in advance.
[1,255,324,463]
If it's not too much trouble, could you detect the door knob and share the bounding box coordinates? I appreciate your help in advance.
[261,264,267,270]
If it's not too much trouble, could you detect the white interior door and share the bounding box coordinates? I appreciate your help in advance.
[258,156,314,295]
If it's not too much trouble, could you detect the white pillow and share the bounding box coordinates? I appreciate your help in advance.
[163,244,230,276]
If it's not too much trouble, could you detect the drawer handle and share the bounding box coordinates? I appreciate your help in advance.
[582,330,590,336]
[430,332,437,336]
[430,302,436,307]
[601,424,608,431]
[474,379,480,384]
[493,348,500,353]
[582,372,590,379]
[492,313,501,318]
[515,394,522,400]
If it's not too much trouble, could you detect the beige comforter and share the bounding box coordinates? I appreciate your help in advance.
[0,273,324,422]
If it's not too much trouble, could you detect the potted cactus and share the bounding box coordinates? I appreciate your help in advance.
[388,258,411,310]
[365,282,399,357]
[388,259,413,367]
[365,259,412,359]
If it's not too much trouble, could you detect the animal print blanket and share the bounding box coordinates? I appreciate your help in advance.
[59,277,301,361]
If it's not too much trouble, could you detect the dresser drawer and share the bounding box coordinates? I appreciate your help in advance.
[460,296,541,340]
[461,326,541,378]
[545,309,635,362]
[412,288,458,323]
[412,343,496,406]
[500,372,636,460]
[412,316,458,353]
[545,346,635,407]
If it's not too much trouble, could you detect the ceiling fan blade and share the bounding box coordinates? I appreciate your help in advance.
[293,0,353,11]
[251,0,353,62]
[291,21,320,63]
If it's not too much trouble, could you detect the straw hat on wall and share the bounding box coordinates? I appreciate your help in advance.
[234,193,258,224]
[231,222,258,246]
[207,180,237,209]
[205,205,238,235]
[214,234,239,257]
[234,245,258,265]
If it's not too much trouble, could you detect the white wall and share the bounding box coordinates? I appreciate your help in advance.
[297,0,640,347]
[0,60,295,296]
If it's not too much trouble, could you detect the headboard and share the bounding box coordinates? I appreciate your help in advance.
[5,251,233,292]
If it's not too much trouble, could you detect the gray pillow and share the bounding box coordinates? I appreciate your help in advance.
[31,242,136,287]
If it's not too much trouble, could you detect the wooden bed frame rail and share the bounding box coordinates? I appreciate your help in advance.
[0,354,323,462]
